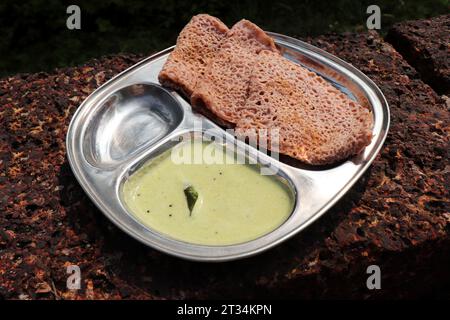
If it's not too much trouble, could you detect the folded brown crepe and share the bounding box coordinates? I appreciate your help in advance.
[158,14,373,165]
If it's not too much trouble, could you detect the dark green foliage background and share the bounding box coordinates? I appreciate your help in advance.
[0,0,448,76]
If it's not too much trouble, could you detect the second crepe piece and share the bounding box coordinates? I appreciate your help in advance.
[236,50,373,165]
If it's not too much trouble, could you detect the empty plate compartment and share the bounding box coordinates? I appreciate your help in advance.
[82,83,184,168]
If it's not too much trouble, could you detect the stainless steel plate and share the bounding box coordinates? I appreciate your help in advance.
[66,33,389,262]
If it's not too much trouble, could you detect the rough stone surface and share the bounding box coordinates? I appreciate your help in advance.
[386,14,450,95]
[0,30,449,299]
